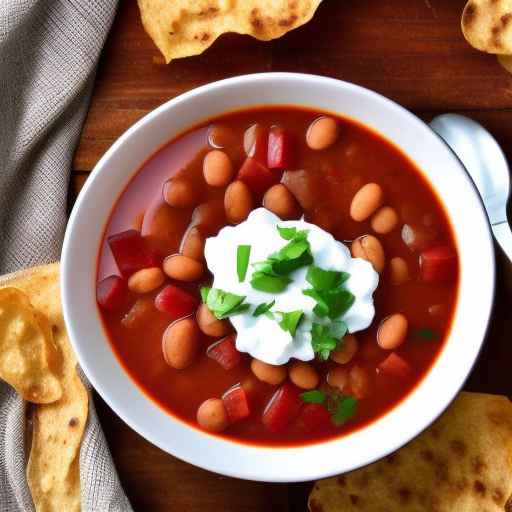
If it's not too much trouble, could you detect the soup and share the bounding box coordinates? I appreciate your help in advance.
[96,107,458,446]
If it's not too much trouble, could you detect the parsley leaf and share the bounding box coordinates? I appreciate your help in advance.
[306,266,349,291]
[201,287,249,319]
[301,390,327,404]
[277,310,304,337]
[311,323,339,360]
[330,396,358,426]
[303,265,355,320]
[253,300,275,317]
[237,245,251,282]
[414,328,439,340]
[251,273,291,293]
[250,226,312,294]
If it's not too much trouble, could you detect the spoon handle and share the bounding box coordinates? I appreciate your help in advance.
[492,222,512,262]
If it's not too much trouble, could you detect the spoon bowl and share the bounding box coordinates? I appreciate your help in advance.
[430,114,512,261]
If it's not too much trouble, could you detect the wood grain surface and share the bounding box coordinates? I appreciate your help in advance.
[71,1,512,510]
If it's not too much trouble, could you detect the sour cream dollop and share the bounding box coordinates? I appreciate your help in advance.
[204,208,378,365]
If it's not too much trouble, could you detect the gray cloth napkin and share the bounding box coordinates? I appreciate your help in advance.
[0,1,133,511]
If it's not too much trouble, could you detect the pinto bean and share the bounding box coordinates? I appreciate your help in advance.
[180,226,205,261]
[289,362,319,390]
[306,116,339,150]
[350,183,384,222]
[197,398,228,432]
[162,317,200,369]
[377,313,408,350]
[349,365,370,399]
[389,257,410,285]
[224,180,253,224]
[327,366,348,392]
[163,177,197,208]
[330,334,359,364]
[371,206,398,234]
[203,150,234,187]
[351,235,386,273]
[263,184,301,219]
[196,304,232,337]
[163,254,204,282]
[250,358,287,385]
[127,267,165,294]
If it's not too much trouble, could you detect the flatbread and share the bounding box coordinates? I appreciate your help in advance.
[137,0,323,63]
[462,0,512,54]
[309,392,512,511]
[0,288,62,404]
[0,263,88,512]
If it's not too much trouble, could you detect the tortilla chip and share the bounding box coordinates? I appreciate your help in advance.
[498,53,512,73]
[0,288,62,404]
[309,392,512,512]
[462,0,512,54]
[0,263,88,512]
[137,0,323,63]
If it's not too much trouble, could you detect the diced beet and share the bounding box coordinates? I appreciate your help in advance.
[262,382,302,433]
[419,245,457,283]
[244,124,269,165]
[300,403,332,432]
[107,229,158,277]
[378,352,412,379]
[237,157,282,195]
[121,298,154,329]
[154,285,199,319]
[96,275,127,311]
[267,127,295,170]
[222,384,250,424]
[207,335,241,370]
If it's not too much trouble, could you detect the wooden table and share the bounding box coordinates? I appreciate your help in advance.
[72,1,512,510]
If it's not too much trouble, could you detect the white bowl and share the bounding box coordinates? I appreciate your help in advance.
[61,73,495,482]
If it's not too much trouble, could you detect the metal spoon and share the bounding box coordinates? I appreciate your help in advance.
[429,114,512,261]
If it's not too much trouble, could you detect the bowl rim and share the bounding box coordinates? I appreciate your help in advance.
[61,72,495,482]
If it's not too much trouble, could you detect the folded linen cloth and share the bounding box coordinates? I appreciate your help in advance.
[0,1,133,511]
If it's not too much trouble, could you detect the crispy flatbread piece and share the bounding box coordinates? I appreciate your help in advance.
[137,0,323,63]
[309,392,512,512]
[462,0,512,54]
[0,263,88,512]
[0,288,62,403]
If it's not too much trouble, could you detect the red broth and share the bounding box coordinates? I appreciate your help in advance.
[97,106,458,446]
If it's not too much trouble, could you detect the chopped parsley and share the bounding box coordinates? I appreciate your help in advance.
[301,389,358,426]
[301,390,327,404]
[414,328,439,341]
[311,322,347,360]
[250,227,313,293]
[306,266,350,291]
[329,395,358,426]
[277,310,304,337]
[237,245,251,282]
[253,300,275,317]
[311,323,338,360]
[303,265,354,319]
[200,287,250,319]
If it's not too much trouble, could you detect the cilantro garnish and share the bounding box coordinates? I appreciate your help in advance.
[250,226,312,293]
[301,389,358,426]
[237,245,251,282]
[414,328,439,340]
[329,395,358,426]
[200,287,250,319]
[277,310,304,337]
[306,266,350,291]
[303,265,355,319]
[311,322,340,360]
[253,300,275,317]
[301,390,327,404]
